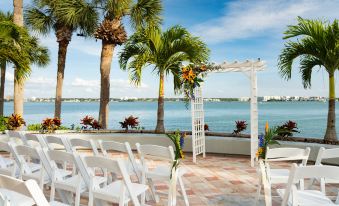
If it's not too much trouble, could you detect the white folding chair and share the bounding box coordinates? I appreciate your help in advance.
[47,150,85,206]
[279,164,339,206]
[5,130,24,143]
[68,138,99,156]
[256,147,311,205]
[99,140,142,181]
[0,142,17,177]
[136,143,189,206]
[44,136,72,152]
[82,155,148,206]
[24,133,48,148]
[0,174,50,206]
[15,145,50,189]
[311,147,339,192]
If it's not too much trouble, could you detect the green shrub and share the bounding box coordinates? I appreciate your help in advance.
[0,116,8,132]
[27,124,42,131]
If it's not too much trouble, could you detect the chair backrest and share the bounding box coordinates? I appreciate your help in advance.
[44,135,72,152]
[47,150,76,179]
[282,164,339,206]
[315,147,339,165]
[24,133,47,148]
[136,143,175,162]
[265,147,310,165]
[68,138,99,156]
[15,145,41,174]
[0,174,49,206]
[0,142,16,177]
[82,156,141,206]
[99,140,140,180]
[5,130,22,139]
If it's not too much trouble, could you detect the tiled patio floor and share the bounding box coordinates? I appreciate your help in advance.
[2,150,338,206]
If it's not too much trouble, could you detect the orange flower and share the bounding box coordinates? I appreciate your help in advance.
[265,121,269,134]
[200,65,207,71]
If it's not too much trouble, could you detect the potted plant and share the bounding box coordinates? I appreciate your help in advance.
[277,120,300,138]
[233,120,247,135]
[80,116,102,131]
[119,116,139,132]
[7,114,26,131]
[41,117,61,133]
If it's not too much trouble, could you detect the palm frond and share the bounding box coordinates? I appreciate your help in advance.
[25,6,54,34]
[299,55,322,88]
[130,0,162,29]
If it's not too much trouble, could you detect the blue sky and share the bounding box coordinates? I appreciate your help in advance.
[1,0,338,98]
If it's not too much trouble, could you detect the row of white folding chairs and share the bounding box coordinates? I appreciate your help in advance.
[257,146,339,206]
[0,141,149,206]
[1,131,190,206]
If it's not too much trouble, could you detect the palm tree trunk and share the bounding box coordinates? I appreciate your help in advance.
[324,73,337,141]
[155,72,165,133]
[13,0,24,117]
[54,41,69,119]
[13,0,23,27]
[98,40,114,129]
[0,61,6,116]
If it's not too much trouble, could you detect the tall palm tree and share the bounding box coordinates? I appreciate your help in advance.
[120,26,210,133]
[0,11,50,116]
[13,0,24,116]
[0,11,13,116]
[25,0,98,119]
[87,0,162,129]
[278,17,339,141]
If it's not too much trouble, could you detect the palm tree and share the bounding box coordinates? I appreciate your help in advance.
[0,11,50,116]
[119,26,209,133]
[278,17,339,141]
[13,0,24,116]
[69,0,162,129]
[25,0,98,119]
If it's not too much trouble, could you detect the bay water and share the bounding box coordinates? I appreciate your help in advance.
[3,101,338,139]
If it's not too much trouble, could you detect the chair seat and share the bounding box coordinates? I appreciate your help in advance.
[0,188,35,206]
[93,180,148,203]
[146,165,187,180]
[54,175,86,193]
[277,189,335,205]
[50,200,70,206]
[26,162,42,173]
[270,169,290,183]
[22,170,50,184]
[0,157,14,168]
[56,169,72,179]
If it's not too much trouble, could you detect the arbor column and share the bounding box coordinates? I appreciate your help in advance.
[250,67,258,167]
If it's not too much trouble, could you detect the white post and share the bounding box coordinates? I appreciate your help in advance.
[250,66,258,167]
[191,86,206,163]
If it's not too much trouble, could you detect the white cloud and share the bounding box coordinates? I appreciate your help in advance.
[71,77,149,89]
[192,0,339,43]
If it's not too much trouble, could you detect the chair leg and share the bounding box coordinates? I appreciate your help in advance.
[178,176,189,206]
[89,192,94,206]
[50,182,55,203]
[75,189,81,206]
[148,178,159,203]
[255,183,262,206]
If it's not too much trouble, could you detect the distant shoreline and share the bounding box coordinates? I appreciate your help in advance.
[2,97,336,103]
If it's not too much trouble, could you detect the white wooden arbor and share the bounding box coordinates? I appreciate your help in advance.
[191,59,266,166]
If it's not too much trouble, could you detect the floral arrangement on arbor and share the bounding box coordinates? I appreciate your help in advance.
[7,114,26,130]
[277,120,299,138]
[233,120,247,135]
[41,117,61,133]
[179,64,207,106]
[80,116,102,130]
[257,122,280,159]
[119,115,139,132]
